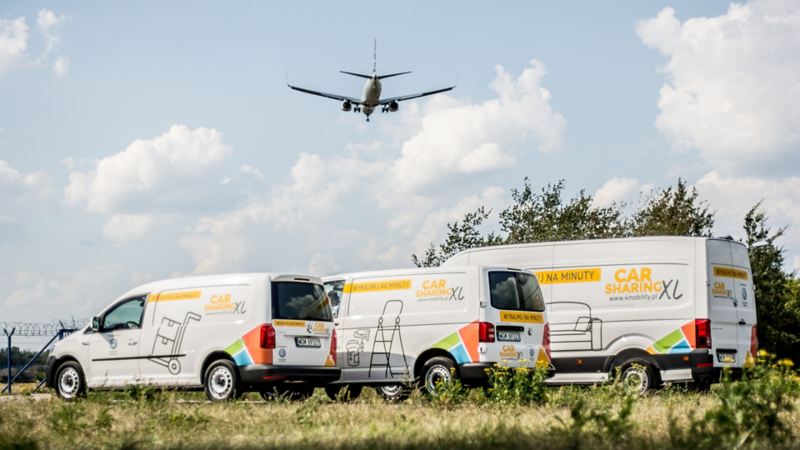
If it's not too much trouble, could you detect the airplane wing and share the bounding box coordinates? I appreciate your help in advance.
[379,86,455,105]
[288,84,362,105]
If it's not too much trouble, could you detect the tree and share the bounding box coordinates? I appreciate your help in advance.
[412,207,502,267]
[499,178,627,243]
[631,179,714,237]
[743,202,800,361]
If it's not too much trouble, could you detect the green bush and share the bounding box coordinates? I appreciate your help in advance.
[485,364,549,406]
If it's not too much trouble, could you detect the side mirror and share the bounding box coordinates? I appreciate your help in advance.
[91,316,101,332]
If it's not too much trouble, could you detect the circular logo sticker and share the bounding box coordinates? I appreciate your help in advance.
[278,349,286,358]
[742,287,748,300]
[529,348,535,358]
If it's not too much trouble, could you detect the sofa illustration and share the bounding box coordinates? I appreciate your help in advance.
[546,301,603,352]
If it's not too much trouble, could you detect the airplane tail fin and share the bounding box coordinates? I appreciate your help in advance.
[373,38,377,73]
[340,70,373,79]
[377,71,412,80]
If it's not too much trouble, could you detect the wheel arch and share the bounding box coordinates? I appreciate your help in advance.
[200,351,237,384]
[414,348,458,380]
[47,354,82,388]
[606,348,662,376]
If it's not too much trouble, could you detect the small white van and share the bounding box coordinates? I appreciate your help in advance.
[46,273,340,401]
[322,265,551,400]
[442,237,758,392]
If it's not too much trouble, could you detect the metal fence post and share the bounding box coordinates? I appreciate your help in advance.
[3,327,15,395]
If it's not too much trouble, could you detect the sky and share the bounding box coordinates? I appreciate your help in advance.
[1,0,799,323]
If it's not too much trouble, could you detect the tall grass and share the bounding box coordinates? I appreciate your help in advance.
[1,356,798,450]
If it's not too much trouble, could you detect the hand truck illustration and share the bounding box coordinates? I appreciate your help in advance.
[368,300,409,378]
[149,312,201,375]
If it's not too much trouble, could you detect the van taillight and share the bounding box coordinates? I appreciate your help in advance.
[479,322,495,343]
[751,325,758,356]
[261,324,276,349]
[330,329,337,364]
[543,323,551,358]
[695,319,711,349]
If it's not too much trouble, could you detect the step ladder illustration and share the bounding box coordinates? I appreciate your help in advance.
[368,300,409,378]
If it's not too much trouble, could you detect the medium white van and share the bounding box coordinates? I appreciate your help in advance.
[46,273,340,401]
[322,265,551,400]
[442,237,758,392]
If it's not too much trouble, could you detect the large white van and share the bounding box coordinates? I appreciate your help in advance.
[322,265,551,400]
[442,237,758,392]
[46,273,340,401]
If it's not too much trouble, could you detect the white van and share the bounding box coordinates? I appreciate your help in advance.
[442,237,758,392]
[46,273,340,401]
[322,266,551,400]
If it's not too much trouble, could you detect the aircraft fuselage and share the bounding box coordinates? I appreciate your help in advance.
[361,76,382,118]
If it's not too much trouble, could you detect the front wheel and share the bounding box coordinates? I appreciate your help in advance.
[204,359,241,401]
[374,384,410,402]
[54,361,86,400]
[617,358,658,394]
[325,384,363,401]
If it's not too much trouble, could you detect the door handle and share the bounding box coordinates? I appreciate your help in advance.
[81,341,90,346]
[739,319,746,325]
[128,341,138,346]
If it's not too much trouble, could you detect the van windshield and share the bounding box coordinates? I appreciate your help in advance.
[489,271,545,312]
[272,282,333,322]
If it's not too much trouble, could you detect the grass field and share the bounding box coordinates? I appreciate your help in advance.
[2,374,799,450]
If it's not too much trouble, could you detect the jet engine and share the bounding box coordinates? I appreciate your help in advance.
[388,101,399,112]
[342,101,352,112]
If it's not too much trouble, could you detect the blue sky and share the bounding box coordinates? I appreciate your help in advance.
[2,0,798,322]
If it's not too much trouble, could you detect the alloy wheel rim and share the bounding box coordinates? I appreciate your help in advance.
[622,366,648,394]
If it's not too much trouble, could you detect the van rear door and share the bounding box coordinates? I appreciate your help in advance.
[270,280,335,368]
[731,244,757,365]
[707,240,751,368]
[482,269,546,368]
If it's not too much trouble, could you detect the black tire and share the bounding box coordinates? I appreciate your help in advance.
[616,357,659,394]
[54,361,86,401]
[374,384,410,402]
[420,356,458,396]
[260,384,314,401]
[324,384,363,402]
[203,359,241,401]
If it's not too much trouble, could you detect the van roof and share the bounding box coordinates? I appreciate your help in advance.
[118,272,323,300]
[322,265,529,282]
[445,235,745,261]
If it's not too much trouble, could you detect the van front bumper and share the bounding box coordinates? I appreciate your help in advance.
[238,365,341,387]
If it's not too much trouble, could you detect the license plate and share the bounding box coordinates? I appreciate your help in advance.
[497,331,521,342]
[718,352,736,363]
[295,337,321,348]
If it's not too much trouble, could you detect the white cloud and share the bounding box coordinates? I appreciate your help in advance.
[66,124,233,214]
[0,17,29,74]
[53,55,69,77]
[102,214,156,243]
[695,170,800,268]
[387,59,566,193]
[37,9,66,32]
[0,159,50,199]
[593,177,654,208]
[637,1,800,174]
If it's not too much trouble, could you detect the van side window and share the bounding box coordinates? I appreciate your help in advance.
[102,296,146,331]
[324,280,345,318]
[489,272,545,312]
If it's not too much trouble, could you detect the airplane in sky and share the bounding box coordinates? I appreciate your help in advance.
[288,40,455,122]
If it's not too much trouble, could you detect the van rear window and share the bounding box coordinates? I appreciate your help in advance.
[489,271,545,312]
[272,282,333,321]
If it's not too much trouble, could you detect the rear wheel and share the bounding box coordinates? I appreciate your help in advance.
[420,356,457,396]
[54,361,86,401]
[617,358,658,394]
[324,384,363,402]
[204,359,241,401]
[260,384,314,401]
[374,384,410,402]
